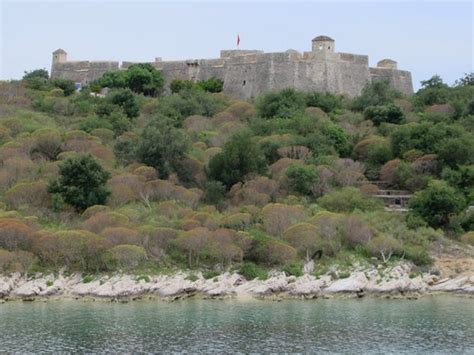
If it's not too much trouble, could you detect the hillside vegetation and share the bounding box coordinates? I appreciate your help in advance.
[0,66,472,277]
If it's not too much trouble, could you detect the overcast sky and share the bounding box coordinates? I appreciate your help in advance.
[1,0,472,90]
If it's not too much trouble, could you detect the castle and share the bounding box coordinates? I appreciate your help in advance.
[51,35,413,98]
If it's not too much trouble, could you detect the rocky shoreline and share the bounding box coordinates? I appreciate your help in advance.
[1,262,473,302]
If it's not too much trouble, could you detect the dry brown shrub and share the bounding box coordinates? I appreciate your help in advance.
[308,212,345,255]
[380,159,401,185]
[155,201,187,219]
[211,111,238,126]
[265,240,298,265]
[182,156,207,187]
[333,158,367,187]
[0,219,35,251]
[82,205,111,220]
[175,227,210,266]
[83,212,129,234]
[203,147,222,164]
[312,165,336,197]
[101,227,141,246]
[30,128,62,161]
[262,203,308,236]
[270,158,302,177]
[90,128,115,145]
[344,215,374,247]
[184,115,212,132]
[210,121,245,147]
[305,106,328,120]
[141,227,178,258]
[277,145,311,160]
[221,212,252,230]
[5,181,49,210]
[225,101,255,120]
[359,184,380,195]
[133,166,157,181]
[411,154,438,175]
[181,219,202,231]
[229,184,270,207]
[207,228,243,265]
[283,223,322,260]
[425,104,455,115]
[353,135,388,161]
[0,157,35,191]
[0,81,30,106]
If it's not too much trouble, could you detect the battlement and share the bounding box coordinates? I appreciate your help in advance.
[51,35,413,98]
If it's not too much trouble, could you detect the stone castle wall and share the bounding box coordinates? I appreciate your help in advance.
[51,36,413,98]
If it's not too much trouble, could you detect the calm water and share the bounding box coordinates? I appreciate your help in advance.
[0,297,473,353]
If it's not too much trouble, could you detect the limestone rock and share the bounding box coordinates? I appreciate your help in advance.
[324,272,368,293]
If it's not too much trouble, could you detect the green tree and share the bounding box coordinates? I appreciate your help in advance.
[208,131,266,188]
[351,80,402,111]
[23,69,49,81]
[48,154,111,211]
[51,79,76,96]
[363,104,405,126]
[408,180,466,228]
[136,116,189,178]
[126,63,164,96]
[170,79,194,93]
[196,78,224,93]
[256,88,306,118]
[286,164,319,196]
[107,88,139,118]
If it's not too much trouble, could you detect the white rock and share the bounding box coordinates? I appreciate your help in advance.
[324,272,368,293]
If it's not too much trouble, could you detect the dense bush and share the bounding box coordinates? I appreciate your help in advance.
[408,180,466,228]
[208,130,266,188]
[48,154,111,211]
[318,187,384,213]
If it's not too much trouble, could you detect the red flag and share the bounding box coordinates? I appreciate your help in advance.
[237,34,240,47]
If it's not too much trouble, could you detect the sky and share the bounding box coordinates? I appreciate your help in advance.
[0,0,472,90]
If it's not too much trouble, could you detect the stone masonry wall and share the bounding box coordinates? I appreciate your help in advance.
[50,38,413,98]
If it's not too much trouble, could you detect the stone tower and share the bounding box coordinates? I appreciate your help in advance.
[52,48,67,64]
[312,35,335,53]
[377,58,398,69]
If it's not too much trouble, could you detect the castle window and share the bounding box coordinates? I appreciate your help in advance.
[328,46,331,50]
[242,80,246,86]
[319,45,323,50]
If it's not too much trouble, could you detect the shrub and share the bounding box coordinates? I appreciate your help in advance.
[318,187,383,213]
[5,181,49,210]
[283,223,322,261]
[256,88,306,118]
[83,212,129,234]
[208,130,266,188]
[30,128,62,160]
[141,227,178,258]
[221,213,252,230]
[0,219,35,251]
[305,91,343,113]
[203,270,220,279]
[367,235,402,263]
[460,231,474,246]
[286,164,319,196]
[351,80,402,111]
[174,227,210,267]
[363,104,405,126]
[48,154,111,211]
[51,79,76,96]
[105,245,147,270]
[196,78,224,93]
[106,88,140,118]
[262,203,308,236]
[170,79,194,93]
[137,117,189,178]
[239,262,268,280]
[408,180,466,228]
[282,263,303,277]
[101,227,141,246]
[202,181,226,205]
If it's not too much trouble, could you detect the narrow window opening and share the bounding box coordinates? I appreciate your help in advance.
[242,80,246,86]
[319,44,323,50]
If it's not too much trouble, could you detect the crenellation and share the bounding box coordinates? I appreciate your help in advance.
[50,35,413,97]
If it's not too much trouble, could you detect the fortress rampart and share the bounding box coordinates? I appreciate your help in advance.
[51,36,413,98]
